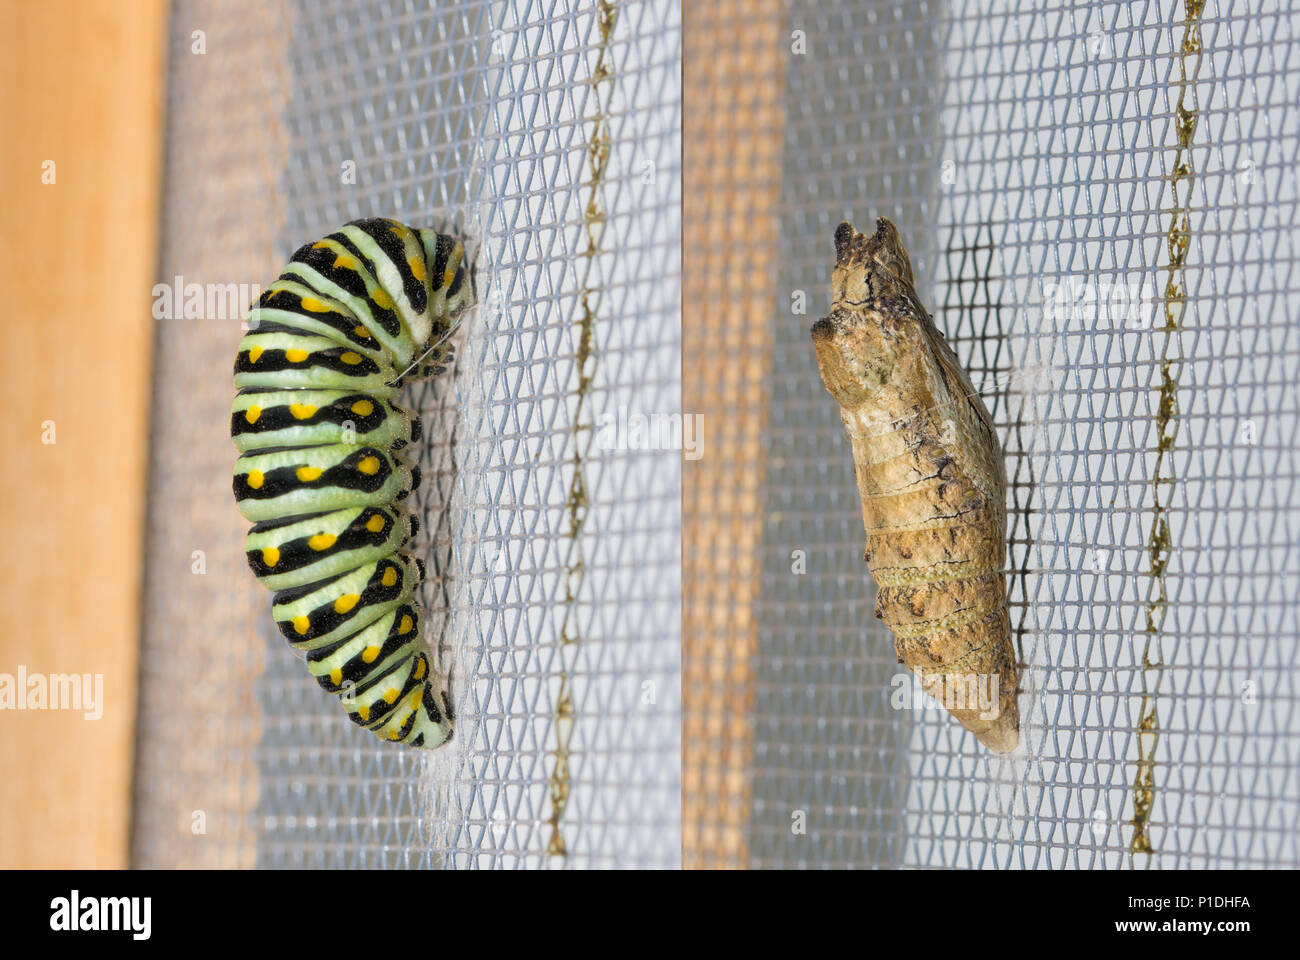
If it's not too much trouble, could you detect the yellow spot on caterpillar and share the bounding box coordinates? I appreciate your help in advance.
[358,704,370,721]
[333,253,358,271]
[334,593,360,614]
[408,256,426,282]
[357,455,381,475]
[261,546,280,567]
[244,405,261,424]
[443,267,456,289]
[289,402,317,419]
[387,729,402,740]
[339,351,363,365]
[353,325,371,339]
[381,567,397,587]
[285,348,309,363]
[410,691,422,710]
[350,399,374,417]
[263,288,282,302]
[312,241,331,250]
[384,688,399,704]
[398,614,413,635]
[296,466,323,482]
[307,533,336,551]
[413,657,427,681]
[249,345,264,363]
[300,296,331,313]
[246,469,264,489]
[329,668,342,685]
[371,288,394,310]
[292,615,310,635]
[365,514,385,533]
[362,645,381,664]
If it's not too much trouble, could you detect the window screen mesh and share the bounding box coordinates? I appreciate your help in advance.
[133,0,1298,871]
[684,0,1298,869]
[133,0,681,869]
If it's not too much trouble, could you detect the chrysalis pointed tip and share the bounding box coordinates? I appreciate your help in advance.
[833,221,856,262]
[975,714,1021,754]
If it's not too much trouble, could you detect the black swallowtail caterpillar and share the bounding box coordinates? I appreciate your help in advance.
[231,218,470,748]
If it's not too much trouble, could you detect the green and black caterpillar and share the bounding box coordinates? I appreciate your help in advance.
[231,218,471,747]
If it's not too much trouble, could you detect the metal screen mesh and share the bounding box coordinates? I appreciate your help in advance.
[707,0,1298,868]
[134,0,1299,871]
[133,0,681,869]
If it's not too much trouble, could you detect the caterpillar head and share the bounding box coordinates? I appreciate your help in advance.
[406,228,474,378]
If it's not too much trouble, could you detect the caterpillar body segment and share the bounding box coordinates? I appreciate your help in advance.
[231,217,469,748]
[243,506,415,592]
[233,444,418,523]
[231,390,420,454]
[810,217,1019,753]
[270,551,423,651]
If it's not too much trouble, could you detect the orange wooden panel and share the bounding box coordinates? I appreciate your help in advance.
[682,0,786,869]
[0,0,167,868]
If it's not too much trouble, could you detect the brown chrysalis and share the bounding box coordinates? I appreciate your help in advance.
[810,217,1019,753]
